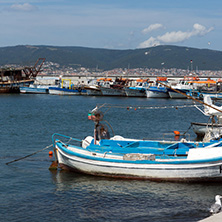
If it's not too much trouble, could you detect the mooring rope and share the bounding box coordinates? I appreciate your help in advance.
[5,144,53,165]
[182,124,193,136]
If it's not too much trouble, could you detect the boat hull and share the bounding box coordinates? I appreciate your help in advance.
[125,87,146,97]
[55,142,222,182]
[168,89,188,99]
[100,87,126,96]
[146,87,169,98]
[192,122,222,137]
[199,92,222,100]
[49,87,85,95]
[20,86,48,94]
[84,86,102,96]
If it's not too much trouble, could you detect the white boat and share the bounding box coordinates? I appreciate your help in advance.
[100,87,126,96]
[198,92,222,100]
[85,85,102,96]
[49,79,86,95]
[20,84,50,94]
[49,87,82,95]
[146,77,169,98]
[53,133,222,182]
[146,86,169,98]
[125,79,149,97]
[99,77,128,96]
[191,122,222,137]
[192,95,222,139]
[52,105,222,182]
[168,76,199,99]
[84,79,102,96]
[187,78,218,99]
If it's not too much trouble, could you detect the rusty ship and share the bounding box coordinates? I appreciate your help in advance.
[0,58,45,93]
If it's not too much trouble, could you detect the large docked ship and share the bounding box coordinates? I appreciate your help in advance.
[0,58,45,93]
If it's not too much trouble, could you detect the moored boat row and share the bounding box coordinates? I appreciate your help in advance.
[11,75,222,99]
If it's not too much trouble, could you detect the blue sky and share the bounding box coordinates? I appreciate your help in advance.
[0,0,221,50]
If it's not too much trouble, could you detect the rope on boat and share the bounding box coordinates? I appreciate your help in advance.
[5,144,53,165]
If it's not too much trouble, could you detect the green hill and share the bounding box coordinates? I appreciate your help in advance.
[0,45,221,70]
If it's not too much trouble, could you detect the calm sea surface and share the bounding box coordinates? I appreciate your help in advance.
[1,94,222,222]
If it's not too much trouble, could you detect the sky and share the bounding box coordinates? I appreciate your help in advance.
[0,0,222,50]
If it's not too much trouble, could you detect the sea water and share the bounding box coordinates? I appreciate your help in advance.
[1,94,222,222]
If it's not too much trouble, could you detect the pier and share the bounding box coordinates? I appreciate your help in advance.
[199,212,222,222]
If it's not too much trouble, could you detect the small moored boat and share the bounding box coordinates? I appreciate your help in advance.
[192,95,222,138]
[99,77,129,96]
[53,134,222,182]
[191,122,222,137]
[125,79,150,97]
[146,77,169,98]
[20,84,50,94]
[52,106,222,182]
[168,76,199,99]
[49,79,86,95]
[84,79,102,96]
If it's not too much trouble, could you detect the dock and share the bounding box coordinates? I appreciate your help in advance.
[199,212,222,222]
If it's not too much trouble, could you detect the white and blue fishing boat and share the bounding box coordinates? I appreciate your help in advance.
[167,76,199,99]
[146,77,169,98]
[125,79,150,97]
[52,106,222,182]
[20,77,60,94]
[146,86,169,98]
[49,87,83,95]
[187,79,222,99]
[53,133,222,182]
[49,79,86,95]
[20,84,50,94]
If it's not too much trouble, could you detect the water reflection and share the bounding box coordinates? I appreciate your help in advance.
[50,170,222,222]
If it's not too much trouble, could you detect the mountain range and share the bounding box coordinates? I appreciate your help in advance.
[0,45,221,71]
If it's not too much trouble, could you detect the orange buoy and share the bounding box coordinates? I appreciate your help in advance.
[49,151,53,156]
[173,131,180,136]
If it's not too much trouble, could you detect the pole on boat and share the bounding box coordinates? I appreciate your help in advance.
[5,144,53,165]
[158,81,222,114]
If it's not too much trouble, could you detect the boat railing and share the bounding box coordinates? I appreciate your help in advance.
[52,133,82,147]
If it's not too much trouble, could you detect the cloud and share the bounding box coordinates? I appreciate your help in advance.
[138,23,214,48]
[10,3,38,12]
[192,23,214,36]
[139,37,161,48]
[142,23,164,34]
